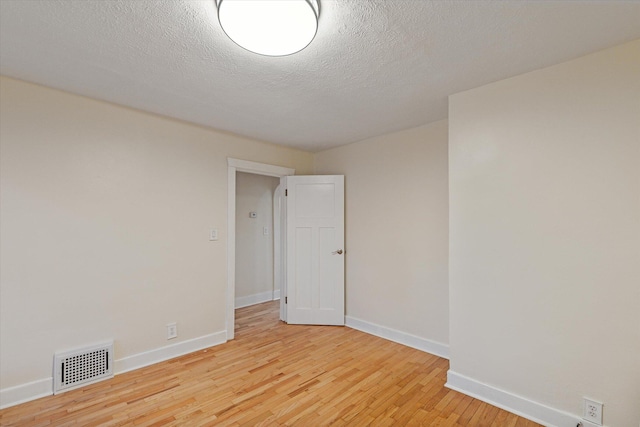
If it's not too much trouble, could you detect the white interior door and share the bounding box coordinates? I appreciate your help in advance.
[285,175,345,325]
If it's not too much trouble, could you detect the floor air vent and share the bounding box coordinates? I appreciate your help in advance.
[54,342,114,394]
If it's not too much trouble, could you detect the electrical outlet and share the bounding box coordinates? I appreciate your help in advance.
[167,322,177,340]
[583,398,603,425]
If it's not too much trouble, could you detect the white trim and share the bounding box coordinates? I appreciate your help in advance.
[278,177,288,322]
[273,183,285,321]
[445,370,590,427]
[227,158,295,177]
[115,331,227,374]
[235,291,276,308]
[227,163,236,340]
[0,331,227,409]
[345,315,449,359]
[227,158,295,340]
[0,378,52,409]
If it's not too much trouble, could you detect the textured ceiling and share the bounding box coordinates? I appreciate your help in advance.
[1,1,639,152]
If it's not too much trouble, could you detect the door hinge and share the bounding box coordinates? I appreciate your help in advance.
[285,296,288,304]
[285,189,288,196]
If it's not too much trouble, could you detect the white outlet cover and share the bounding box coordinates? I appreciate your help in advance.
[583,398,603,425]
[167,322,177,340]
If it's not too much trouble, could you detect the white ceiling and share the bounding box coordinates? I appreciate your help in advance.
[1,1,639,152]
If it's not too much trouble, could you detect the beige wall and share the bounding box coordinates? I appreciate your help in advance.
[314,120,449,348]
[0,76,313,396]
[448,40,640,426]
[235,172,280,299]
[4,37,639,423]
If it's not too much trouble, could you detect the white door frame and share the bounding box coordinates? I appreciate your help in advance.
[273,184,286,322]
[227,158,295,340]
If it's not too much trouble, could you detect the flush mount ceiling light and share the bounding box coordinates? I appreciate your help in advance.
[216,0,319,56]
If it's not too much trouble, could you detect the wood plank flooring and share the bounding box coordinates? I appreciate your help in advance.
[1,301,540,426]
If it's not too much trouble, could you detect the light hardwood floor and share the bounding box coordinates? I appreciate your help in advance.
[1,301,540,426]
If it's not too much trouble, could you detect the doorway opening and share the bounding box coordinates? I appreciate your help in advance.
[226,158,295,340]
[234,172,280,308]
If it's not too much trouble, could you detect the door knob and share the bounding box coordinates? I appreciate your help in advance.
[332,249,343,255]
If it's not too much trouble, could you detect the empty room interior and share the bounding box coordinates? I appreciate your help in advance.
[1,1,639,426]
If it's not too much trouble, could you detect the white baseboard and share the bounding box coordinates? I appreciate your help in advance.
[0,330,227,410]
[0,378,53,409]
[445,370,592,427]
[345,315,449,359]
[273,289,280,300]
[235,290,278,308]
[115,330,227,374]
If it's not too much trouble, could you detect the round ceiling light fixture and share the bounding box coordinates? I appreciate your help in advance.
[216,0,319,56]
